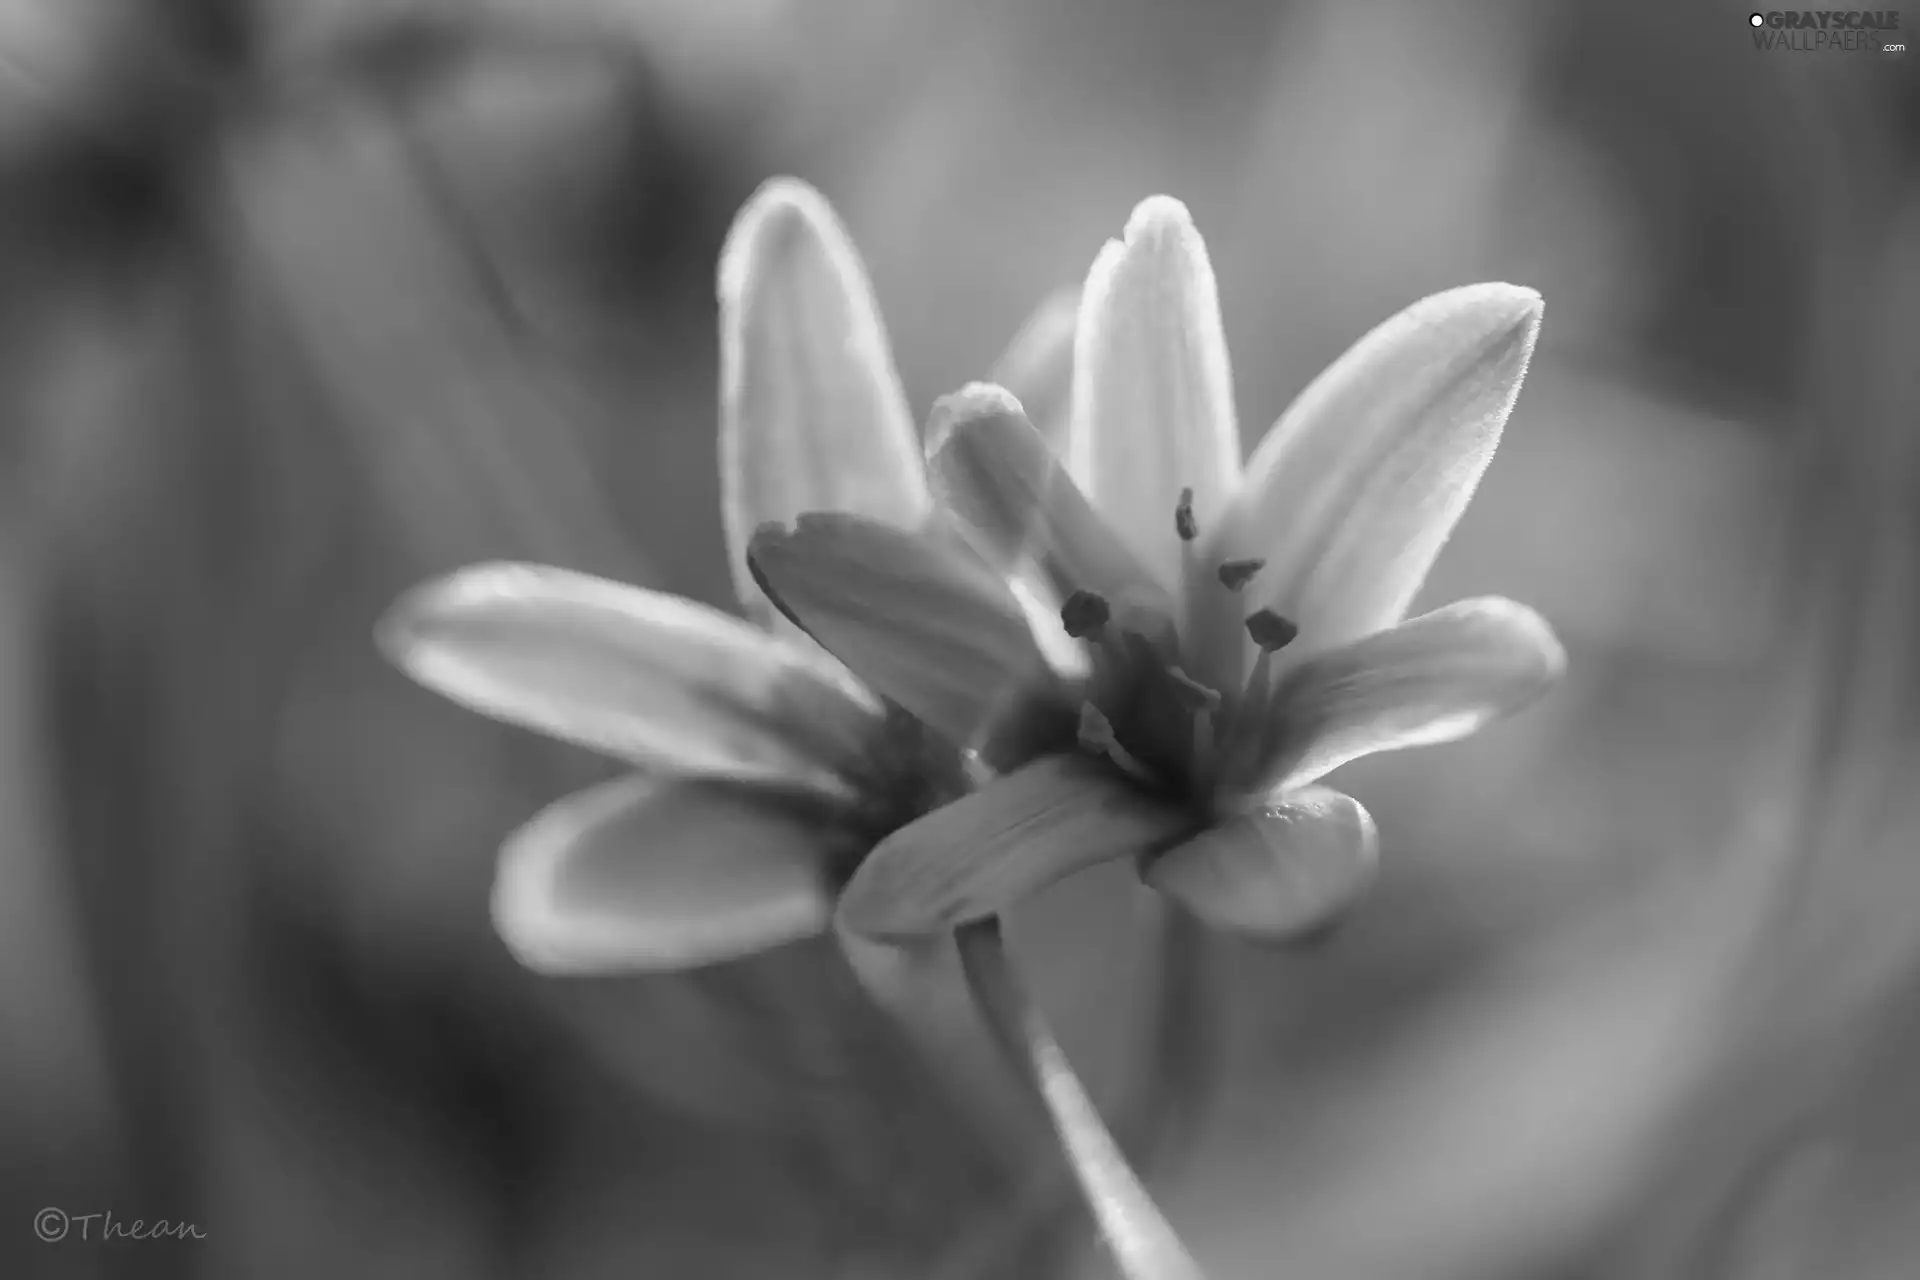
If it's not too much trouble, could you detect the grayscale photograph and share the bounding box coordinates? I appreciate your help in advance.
[1,2,1916,1277]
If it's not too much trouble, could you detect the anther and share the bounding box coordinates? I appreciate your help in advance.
[1245,609,1300,652]
[1174,487,1198,542]
[1216,558,1265,592]
[1059,589,1112,639]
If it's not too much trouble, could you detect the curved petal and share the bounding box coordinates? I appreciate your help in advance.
[1143,787,1378,943]
[1239,596,1565,794]
[379,562,881,795]
[837,754,1197,942]
[926,383,1168,611]
[745,512,1071,761]
[986,286,1079,454]
[495,775,853,973]
[1210,284,1543,658]
[1068,196,1241,593]
[718,177,930,629]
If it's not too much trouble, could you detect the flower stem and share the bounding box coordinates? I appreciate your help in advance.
[1132,899,1211,1166]
[955,917,1208,1280]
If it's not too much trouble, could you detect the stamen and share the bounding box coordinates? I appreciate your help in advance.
[1216,558,1265,592]
[1164,666,1222,713]
[1173,487,1198,542]
[1157,666,1221,791]
[1076,702,1117,751]
[1107,596,1182,663]
[1245,609,1299,652]
[1076,703,1157,785]
[1212,647,1277,795]
[1059,589,1112,639]
[1080,600,1170,714]
[1213,611,1301,791]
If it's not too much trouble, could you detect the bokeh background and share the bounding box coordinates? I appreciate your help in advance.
[3,0,1918,1277]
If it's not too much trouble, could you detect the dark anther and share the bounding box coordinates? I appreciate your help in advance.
[1245,609,1300,652]
[1060,589,1112,639]
[1216,558,1266,591]
[1174,487,1198,542]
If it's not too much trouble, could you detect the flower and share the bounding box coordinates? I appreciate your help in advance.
[376,177,1076,973]
[747,195,1565,946]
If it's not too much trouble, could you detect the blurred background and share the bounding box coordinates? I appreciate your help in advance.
[2,0,1918,1276]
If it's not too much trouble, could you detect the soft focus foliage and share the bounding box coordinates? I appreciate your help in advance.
[2,1,1917,1278]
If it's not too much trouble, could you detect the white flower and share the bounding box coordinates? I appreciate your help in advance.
[747,196,1564,945]
[376,177,1074,973]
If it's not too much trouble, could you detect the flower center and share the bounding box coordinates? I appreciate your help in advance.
[1061,489,1297,810]
[838,706,973,881]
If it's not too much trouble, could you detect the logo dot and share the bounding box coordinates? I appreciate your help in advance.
[1749,11,1765,25]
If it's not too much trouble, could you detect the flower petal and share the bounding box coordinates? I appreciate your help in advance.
[1143,787,1378,943]
[495,775,851,972]
[1241,596,1565,793]
[838,754,1197,942]
[1068,196,1240,592]
[986,286,1079,454]
[746,513,1070,761]
[718,177,930,628]
[1212,283,1543,657]
[926,383,1167,611]
[379,561,881,794]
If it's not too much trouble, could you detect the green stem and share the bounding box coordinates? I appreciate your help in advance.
[956,917,1208,1280]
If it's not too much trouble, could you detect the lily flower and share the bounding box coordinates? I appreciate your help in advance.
[748,196,1565,946]
[376,177,1072,973]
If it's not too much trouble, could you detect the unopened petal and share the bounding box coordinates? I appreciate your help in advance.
[986,286,1079,454]
[746,513,1070,761]
[926,383,1167,610]
[1212,284,1543,657]
[495,775,850,973]
[1068,197,1240,592]
[1243,596,1565,793]
[837,754,1196,941]
[379,562,880,795]
[718,177,930,629]
[1144,787,1378,943]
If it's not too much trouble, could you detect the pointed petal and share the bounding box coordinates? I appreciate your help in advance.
[926,383,1167,611]
[986,286,1079,454]
[718,177,930,628]
[1144,787,1378,943]
[1242,597,1565,793]
[1068,197,1240,591]
[1214,283,1543,654]
[495,775,851,972]
[379,562,881,794]
[837,754,1196,941]
[745,513,1069,759]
